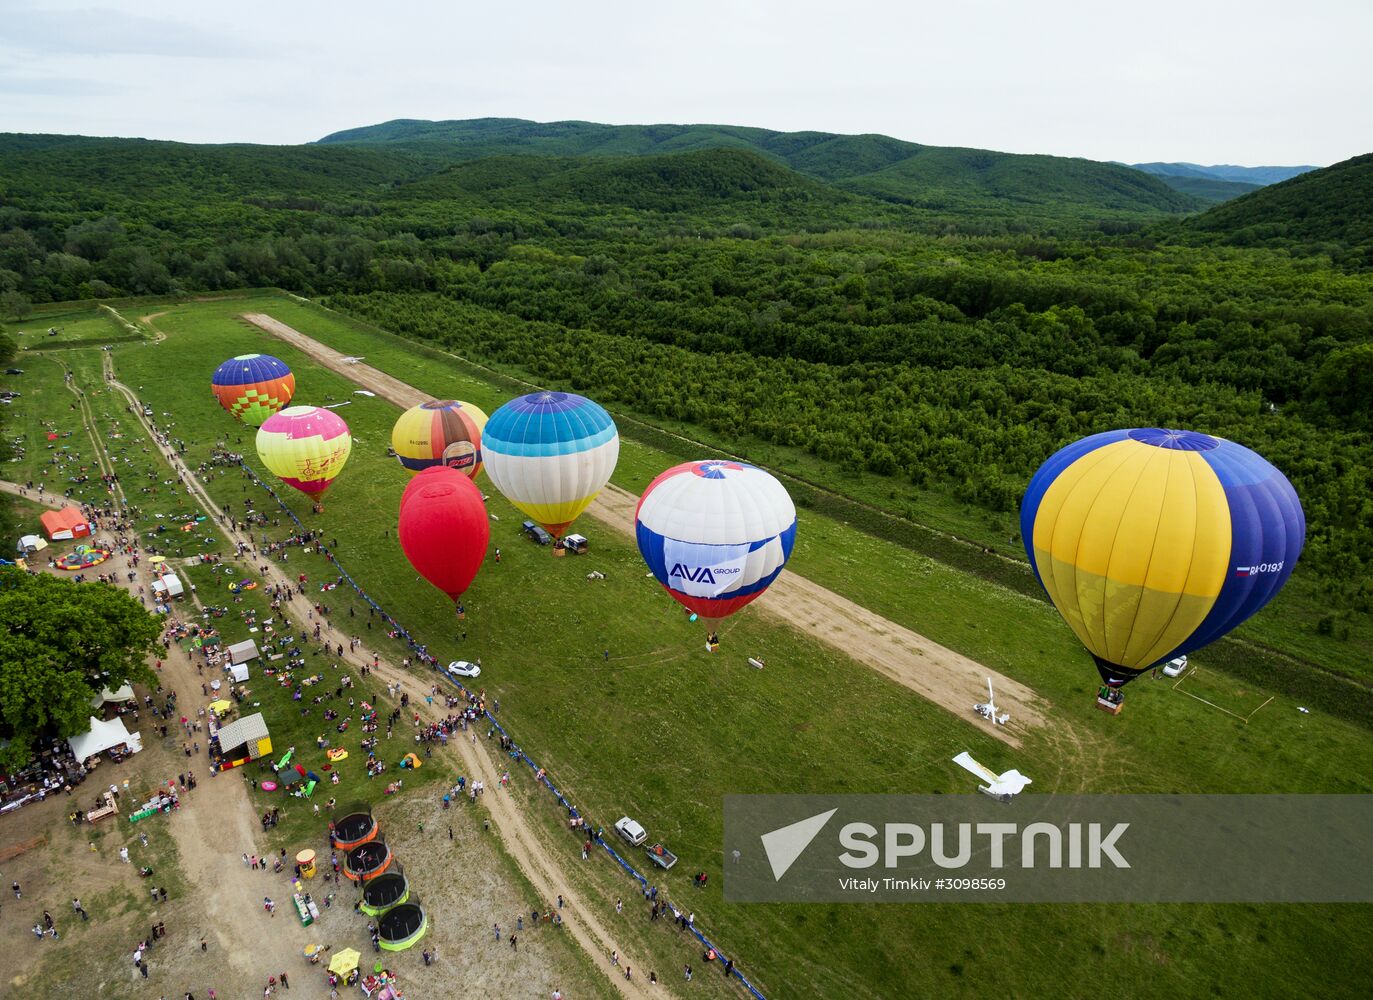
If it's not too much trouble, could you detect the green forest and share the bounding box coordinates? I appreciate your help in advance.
[1,126,1370,695]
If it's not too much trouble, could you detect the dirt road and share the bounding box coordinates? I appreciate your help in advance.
[0,479,65,509]
[243,311,1047,743]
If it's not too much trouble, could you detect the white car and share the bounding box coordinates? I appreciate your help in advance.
[1161,655,1188,678]
[614,816,647,847]
[447,660,481,679]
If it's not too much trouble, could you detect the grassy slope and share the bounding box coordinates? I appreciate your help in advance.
[65,291,1373,1000]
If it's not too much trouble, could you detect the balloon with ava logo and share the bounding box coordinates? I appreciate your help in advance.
[391,400,489,479]
[1021,428,1305,690]
[635,460,797,619]
[255,406,352,508]
[481,391,619,538]
[397,466,490,606]
[212,354,295,426]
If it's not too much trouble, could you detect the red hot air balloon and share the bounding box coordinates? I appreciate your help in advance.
[397,467,490,609]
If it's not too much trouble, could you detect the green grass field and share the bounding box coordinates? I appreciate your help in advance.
[9,305,142,350]
[5,293,1372,999]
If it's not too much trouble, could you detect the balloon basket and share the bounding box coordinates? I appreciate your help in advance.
[312,503,324,515]
[552,546,565,558]
[1095,692,1124,715]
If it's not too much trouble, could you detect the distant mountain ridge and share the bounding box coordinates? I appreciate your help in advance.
[1120,162,1318,205]
[318,117,1202,220]
[1130,161,1318,185]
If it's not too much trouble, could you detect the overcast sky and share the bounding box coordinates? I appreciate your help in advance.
[1,0,1368,165]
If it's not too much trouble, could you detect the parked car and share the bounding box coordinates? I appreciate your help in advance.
[447,660,481,679]
[562,533,589,554]
[1161,655,1188,678]
[614,816,647,847]
[521,520,552,545]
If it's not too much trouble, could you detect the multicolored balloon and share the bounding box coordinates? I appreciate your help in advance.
[212,354,295,426]
[636,461,797,619]
[255,406,352,505]
[1021,428,1304,688]
[481,391,619,538]
[391,400,488,478]
[398,466,490,604]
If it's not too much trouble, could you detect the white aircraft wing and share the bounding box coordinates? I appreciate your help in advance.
[952,751,1000,784]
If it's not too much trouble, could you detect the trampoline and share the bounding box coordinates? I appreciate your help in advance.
[332,811,378,851]
[377,901,427,951]
[344,841,392,882]
[360,872,409,917]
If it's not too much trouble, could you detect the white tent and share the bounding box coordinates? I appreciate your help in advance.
[229,662,249,683]
[17,534,47,553]
[68,716,141,761]
[151,573,184,598]
[228,639,259,665]
[89,683,135,709]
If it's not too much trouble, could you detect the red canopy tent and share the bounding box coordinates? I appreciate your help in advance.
[40,507,91,541]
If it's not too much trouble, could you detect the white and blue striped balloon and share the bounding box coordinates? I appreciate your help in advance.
[481,391,619,536]
[635,460,796,619]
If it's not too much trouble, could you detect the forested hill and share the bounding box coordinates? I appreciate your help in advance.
[396,149,844,214]
[318,117,1201,220]
[1174,152,1373,268]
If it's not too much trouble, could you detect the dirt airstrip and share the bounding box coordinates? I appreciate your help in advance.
[243,311,1048,745]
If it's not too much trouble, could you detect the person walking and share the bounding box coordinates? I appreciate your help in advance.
[280,971,289,989]
[510,934,518,952]
[615,897,622,914]
[72,898,87,920]
[493,923,500,942]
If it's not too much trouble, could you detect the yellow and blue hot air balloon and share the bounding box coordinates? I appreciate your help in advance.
[255,405,352,510]
[212,354,295,426]
[391,400,488,478]
[481,391,619,538]
[1021,428,1304,690]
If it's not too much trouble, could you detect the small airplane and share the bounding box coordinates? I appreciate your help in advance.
[340,356,366,364]
[952,751,1033,802]
[973,677,1010,726]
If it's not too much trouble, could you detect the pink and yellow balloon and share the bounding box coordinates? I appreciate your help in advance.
[255,405,352,509]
